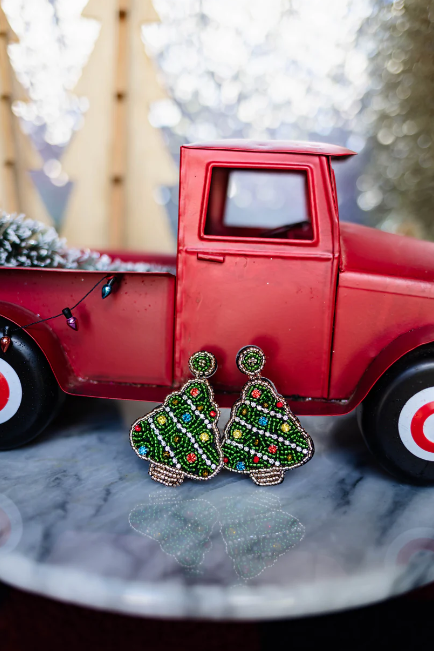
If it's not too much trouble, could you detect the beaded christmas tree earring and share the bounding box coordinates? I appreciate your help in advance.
[222,346,314,486]
[130,351,223,487]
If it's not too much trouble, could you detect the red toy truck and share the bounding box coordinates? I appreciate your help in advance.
[2,140,434,483]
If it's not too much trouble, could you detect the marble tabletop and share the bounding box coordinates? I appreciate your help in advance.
[1,396,434,620]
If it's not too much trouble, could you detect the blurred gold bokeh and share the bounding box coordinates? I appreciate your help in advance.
[0,0,433,252]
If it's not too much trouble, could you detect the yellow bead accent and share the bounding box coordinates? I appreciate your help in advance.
[199,432,210,442]
[233,429,243,439]
[281,422,290,433]
[287,453,292,461]
[241,408,247,416]
[157,415,167,425]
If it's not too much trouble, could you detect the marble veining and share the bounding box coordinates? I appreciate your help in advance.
[0,397,434,619]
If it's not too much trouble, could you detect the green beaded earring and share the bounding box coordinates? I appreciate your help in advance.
[221,346,314,486]
[130,351,223,486]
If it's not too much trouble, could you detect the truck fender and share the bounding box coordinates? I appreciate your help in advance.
[351,324,434,409]
[0,301,71,390]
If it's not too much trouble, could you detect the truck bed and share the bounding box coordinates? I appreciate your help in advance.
[0,266,176,396]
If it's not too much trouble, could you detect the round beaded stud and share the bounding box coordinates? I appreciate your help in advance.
[236,345,266,377]
[188,350,217,378]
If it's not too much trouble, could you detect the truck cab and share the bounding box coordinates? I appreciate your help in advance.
[176,140,346,402]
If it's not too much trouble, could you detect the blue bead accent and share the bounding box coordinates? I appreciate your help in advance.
[182,413,192,423]
[236,461,246,471]
[258,416,268,426]
[138,446,148,455]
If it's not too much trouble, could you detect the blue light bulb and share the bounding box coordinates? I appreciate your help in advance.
[101,276,117,299]
[101,283,112,299]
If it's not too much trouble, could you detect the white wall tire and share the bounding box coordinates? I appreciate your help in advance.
[360,345,434,484]
[398,388,434,461]
[0,317,64,450]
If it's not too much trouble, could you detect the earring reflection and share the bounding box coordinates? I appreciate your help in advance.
[129,494,218,569]
[129,491,305,582]
[219,493,305,580]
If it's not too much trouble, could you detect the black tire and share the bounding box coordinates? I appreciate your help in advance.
[359,343,434,484]
[0,316,64,450]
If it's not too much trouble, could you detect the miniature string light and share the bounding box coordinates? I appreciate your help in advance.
[62,307,78,331]
[0,326,11,353]
[0,274,118,352]
[101,275,117,299]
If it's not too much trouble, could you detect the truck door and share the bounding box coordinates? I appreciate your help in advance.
[175,148,338,399]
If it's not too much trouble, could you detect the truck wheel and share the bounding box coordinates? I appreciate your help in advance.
[359,344,434,484]
[0,317,64,450]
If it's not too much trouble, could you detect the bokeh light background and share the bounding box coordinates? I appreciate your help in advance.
[2,0,434,241]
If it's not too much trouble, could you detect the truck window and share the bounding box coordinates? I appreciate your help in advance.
[205,168,313,240]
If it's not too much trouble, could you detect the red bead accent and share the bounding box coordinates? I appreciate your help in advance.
[252,389,261,399]
[187,453,197,463]
[190,388,199,397]
[134,424,141,432]
[253,456,260,463]
[276,401,284,408]
[223,457,229,463]
[210,410,217,417]
[268,445,277,454]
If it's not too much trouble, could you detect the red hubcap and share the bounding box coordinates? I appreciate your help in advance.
[0,372,10,412]
[410,401,434,453]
